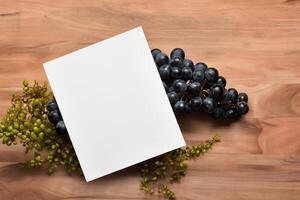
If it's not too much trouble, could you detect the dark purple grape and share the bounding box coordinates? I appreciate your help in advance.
[216,76,226,87]
[188,82,201,96]
[55,121,68,134]
[224,109,239,121]
[181,67,193,81]
[151,48,161,60]
[192,70,204,82]
[155,52,169,67]
[182,59,194,70]
[202,98,216,113]
[167,92,179,106]
[194,62,208,72]
[169,57,183,67]
[210,84,224,100]
[238,92,248,102]
[170,48,185,59]
[211,107,225,120]
[47,100,58,112]
[48,110,62,124]
[189,96,202,111]
[174,101,186,112]
[159,64,171,81]
[236,101,249,114]
[228,88,238,102]
[205,68,219,82]
[173,79,187,93]
[171,67,181,79]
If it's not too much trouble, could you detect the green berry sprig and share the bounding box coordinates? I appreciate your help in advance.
[0,80,80,173]
[140,134,220,199]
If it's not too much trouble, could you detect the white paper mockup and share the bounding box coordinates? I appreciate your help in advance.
[43,27,185,182]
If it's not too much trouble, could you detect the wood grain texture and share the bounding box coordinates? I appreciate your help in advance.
[1,0,300,199]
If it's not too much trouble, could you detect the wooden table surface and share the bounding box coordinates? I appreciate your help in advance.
[1,0,300,199]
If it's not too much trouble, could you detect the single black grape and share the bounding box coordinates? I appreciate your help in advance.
[48,110,62,124]
[155,52,169,67]
[170,48,185,59]
[171,67,181,79]
[151,48,161,60]
[202,98,216,113]
[182,59,194,70]
[174,101,186,112]
[216,76,226,87]
[211,107,225,120]
[167,92,179,106]
[47,100,58,112]
[169,57,183,67]
[55,121,68,134]
[188,82,201,96]
[204,68,219,82]
[173,79,187,93]
[228,88,238,102]
[236,101,249,114]
[210,84,224,100]
[181,67,193,81]
[192,70,205,82]
[238,92,248,102]
[159,64,171,81]
[224,109,239,121]
[194,62,208,72]
[189,96,202,111]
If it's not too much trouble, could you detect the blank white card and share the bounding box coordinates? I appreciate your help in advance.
[43,27,185,182]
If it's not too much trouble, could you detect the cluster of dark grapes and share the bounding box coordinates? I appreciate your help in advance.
[47,99,68,134]
[152,48,249,121]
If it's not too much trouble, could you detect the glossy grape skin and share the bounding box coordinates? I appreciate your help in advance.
[188,82,201,96]
[189,96,202,110]
[159,65,171,81]
[47,100,58,112]
[210,84,224,100]
[173,79,187,93]
[169,57,183,67]
[216,76,227,87]
[192,70,205,82]
[194,62,208,72]
[55,121,68,134]
[182,59,194,70]
[204,68,219,82]
[174,101,186,112]
[224,109,239,121]
[171,67,181,79]
[155,52,169,67]
[48,110,62,124]
[228,88,238,102]
[170,48,185,59]
[167,92,179,106]
[238,92,248,102]
[181,67,193,81]
[151,48,161,60]
[236,101,249,114]
[202,98,216,113]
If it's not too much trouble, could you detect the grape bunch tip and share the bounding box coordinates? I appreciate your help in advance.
[152,48,249,121]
